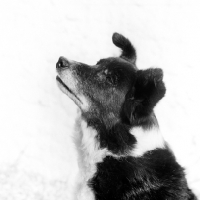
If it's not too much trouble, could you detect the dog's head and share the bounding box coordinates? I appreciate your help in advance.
[56,33,166,128]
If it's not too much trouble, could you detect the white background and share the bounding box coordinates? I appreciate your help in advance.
[0,0,200,199]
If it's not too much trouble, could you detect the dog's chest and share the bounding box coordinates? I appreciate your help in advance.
[74,119,107,200]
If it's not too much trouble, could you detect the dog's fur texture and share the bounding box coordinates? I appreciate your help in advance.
[56,33,197,200]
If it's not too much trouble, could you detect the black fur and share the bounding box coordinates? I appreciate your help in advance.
[86,118,136,155]
[56,33,197,200]
[112,32,137,64]
[90,150,191,200]
[122,68,166,127]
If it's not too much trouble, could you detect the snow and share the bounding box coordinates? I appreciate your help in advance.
[0,0,200,199]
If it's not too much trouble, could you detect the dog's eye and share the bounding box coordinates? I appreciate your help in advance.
[97,69,118,85]
[104,70,118,85]
[106,74,118,85]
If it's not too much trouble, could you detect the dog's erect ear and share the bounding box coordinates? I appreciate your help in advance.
[112,33,136,64]
[122,68,166,124]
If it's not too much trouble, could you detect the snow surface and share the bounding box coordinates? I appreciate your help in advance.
[0,0,200,199]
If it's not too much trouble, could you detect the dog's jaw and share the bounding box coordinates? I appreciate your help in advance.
[56,75,90,111]
[56,75,83,105]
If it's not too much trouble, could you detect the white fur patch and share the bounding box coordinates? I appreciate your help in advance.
[130,127,165,157]
[73,117,108,200]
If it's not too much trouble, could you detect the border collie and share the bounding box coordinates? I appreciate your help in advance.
[56,33,197,200]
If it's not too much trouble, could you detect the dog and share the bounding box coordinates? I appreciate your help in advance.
[56,33,197,200]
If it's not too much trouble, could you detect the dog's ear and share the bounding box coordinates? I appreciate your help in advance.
[112,33,136,64]
[122,68,166,124]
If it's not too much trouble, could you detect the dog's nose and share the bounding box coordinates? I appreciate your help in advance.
[56,56,69,69]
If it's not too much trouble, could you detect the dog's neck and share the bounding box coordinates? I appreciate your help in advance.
[74,110,165,160]
[82,107,159,130]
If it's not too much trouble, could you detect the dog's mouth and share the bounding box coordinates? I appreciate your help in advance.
[56,76,82,104]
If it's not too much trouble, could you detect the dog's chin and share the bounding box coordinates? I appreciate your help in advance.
[56,76,82,107]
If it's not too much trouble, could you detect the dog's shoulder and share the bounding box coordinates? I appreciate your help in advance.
[90,148,193,200]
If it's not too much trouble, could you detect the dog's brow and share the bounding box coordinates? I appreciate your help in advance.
[96,59,105,65]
